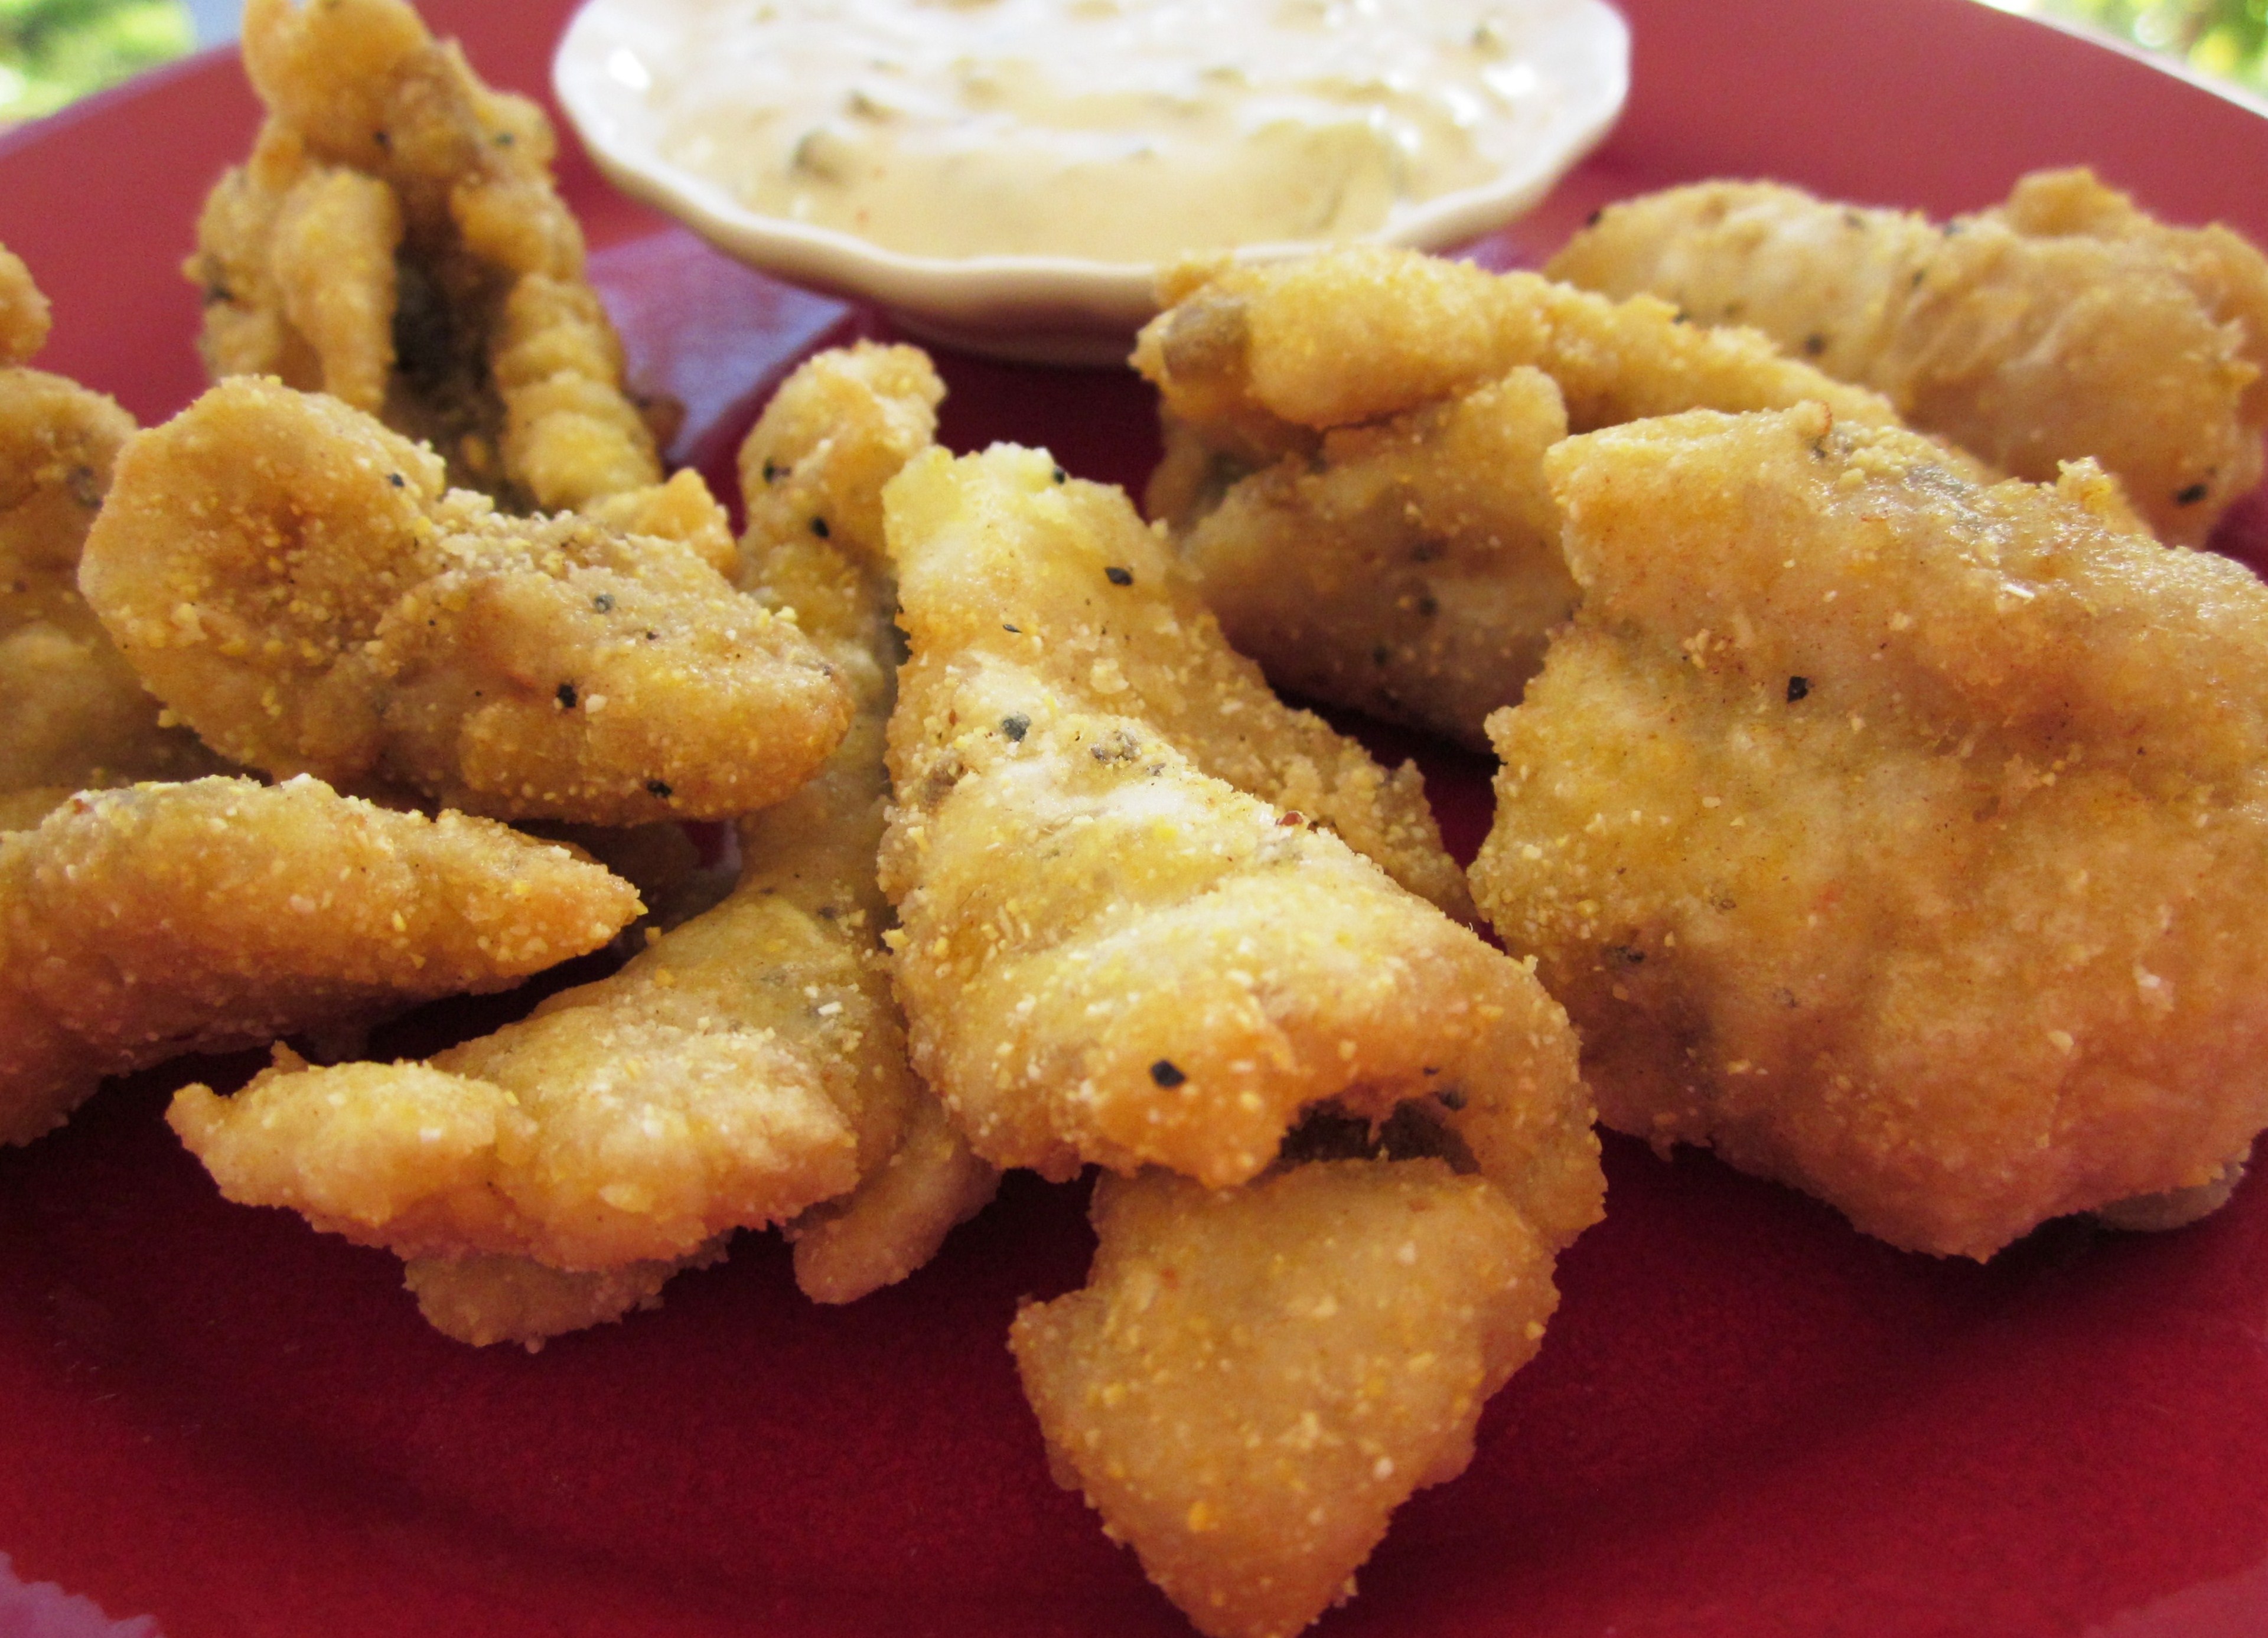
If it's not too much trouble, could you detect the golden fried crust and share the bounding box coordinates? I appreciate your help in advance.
[1139,246,1944,750]
[171,347,989,1340]
[885,443,1470,918]
[1,775,640,1146]
[81,378,850,824]
[1011,1161,1559,1638]
[1472,403,2268,1257]
[1135,244,1905,467]
[0,246,50,367]
[1,278,224,813]
[881,448,1598,1229]
[1548,169,2268,544]
[1174,366,1576,751]
[172,880,894,1269]
[737,341,946,586]
[403,1238,728,1352]
[189,0,661,510]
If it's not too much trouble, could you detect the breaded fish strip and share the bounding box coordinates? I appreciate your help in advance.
[881,446,1599,1224]
[0,775,639,1146]
[187,0,666,509]
[1135,243,1905,479]
[1472,403,2268,1258]
[174,346,993,1346]
[886,441,1470,919]
[1014,1159,1561,1638]
[1171,366,1575,751]
[1547,170,2268,544]
[1,248,223,819]
[81,377,849,825]
[1137,245,1942,749]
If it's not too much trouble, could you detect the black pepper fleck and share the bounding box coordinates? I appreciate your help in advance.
[1803,332,1827,356]
[647,779,673,798]
[556,683,578,709]
[762,461,783,484]
[1051,466,1067,484]
[810,516,831,537]
[1002,623,1021,634]
[593,593,615,612]
[387,472,406,488]
[1000,713,1030,742]
[1104,566,1133,586]
[2176,482,2210,506]
[1149,1060,1187,1088]
[1787,676,1811,703]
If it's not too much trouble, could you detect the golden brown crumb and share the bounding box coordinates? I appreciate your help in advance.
[187,0,665,508]
[1013,1160,1562,1638]
[80,377,850,824]
[1549,169,2268,543]
[881,445,1599,1238]
[1473,403,2268,1257]
[3,774,640,1146]
[1138,244,1946,748]
[1,244,224,819]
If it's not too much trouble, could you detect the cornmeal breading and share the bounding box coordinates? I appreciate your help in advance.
[1012,1160,1560,1638]
[187,0,667,509]
[1549,169,2268,543]
[1138,244,1950,749]
[3,775,639,1146]
[1472,403,2268,1257]
[881,445,1598,1236]
[80,377,849,824]
[171,346,993,1346]
[1,246,221,818]
[885,439,1470,919]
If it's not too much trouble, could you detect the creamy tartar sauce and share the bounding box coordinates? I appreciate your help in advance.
[588,0,1627,263]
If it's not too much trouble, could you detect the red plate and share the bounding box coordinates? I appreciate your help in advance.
[6,3,2268,1635]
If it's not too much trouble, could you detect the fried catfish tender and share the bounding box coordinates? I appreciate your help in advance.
[1472,403,2268,1258]
[1,246,222,821]
[1136,244,1934,749]
[1014,1159,1563,1638]
[81,377,849,824]
[172,346,993,1346]
[1549,170,2268,544]
[188,0,667,509]
[887,439,1470,919]
[0,775,639,1146]
[881,446,1600,1222]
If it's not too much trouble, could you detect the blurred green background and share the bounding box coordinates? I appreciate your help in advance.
[0,0,194,123]
[3,0,2267,128]
[1993,0,2268,90]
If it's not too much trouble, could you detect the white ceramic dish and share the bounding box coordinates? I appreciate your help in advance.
[552,0,1630,365]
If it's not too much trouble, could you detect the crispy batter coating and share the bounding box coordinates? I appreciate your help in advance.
[1,775,639,1146]
[170,858,910,1271]
[187,0,666,509]
[1171,366,1575,751]
[1,250,223,817]
[0,245,50,366]
[1138,245,1938,748]
[403,1238,728,1349]
[881,446,1599,1229]
[1548,169,2268,544]
[81,377,850,824]
[1135,243,1905,477]
[885,441,1470,918]
[1471,403,2268,1257]
[171,346,993,1345]
[1012,1160,1559,1638]
[734,344,999,1307]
